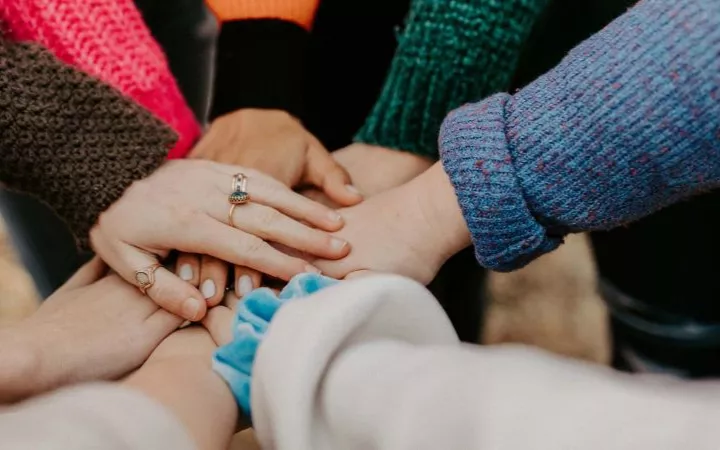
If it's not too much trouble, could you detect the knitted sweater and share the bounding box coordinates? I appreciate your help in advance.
[440,0,720,272]
[207,0,547,158]
[1,0,200,158]
[207,0,320,120]
[0,38,174,248]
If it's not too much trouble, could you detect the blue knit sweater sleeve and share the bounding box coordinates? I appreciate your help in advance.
[439,0,720,272]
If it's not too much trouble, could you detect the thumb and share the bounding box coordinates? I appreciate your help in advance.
[305,143,363,207]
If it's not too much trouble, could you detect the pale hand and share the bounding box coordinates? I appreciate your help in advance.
[90,159,348,321]
[186,109,362,300]
[303,143,434,208]
[313,164,471,285]
[0,258,182,403]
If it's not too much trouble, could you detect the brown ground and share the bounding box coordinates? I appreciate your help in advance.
[482,233,610,364]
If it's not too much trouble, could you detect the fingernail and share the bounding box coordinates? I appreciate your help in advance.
[201,279,216,299]
[183,298,201,321]
[330,238,348,252]
[305,265,321,274]
[345,184,361,196]
[327,211,343,223]
[179,264,193,281]
[237,275,253,297]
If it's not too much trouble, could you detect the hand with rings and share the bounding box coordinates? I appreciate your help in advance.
[90,159,350,322]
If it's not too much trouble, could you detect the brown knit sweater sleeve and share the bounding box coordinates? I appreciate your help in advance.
[0,38,176,249]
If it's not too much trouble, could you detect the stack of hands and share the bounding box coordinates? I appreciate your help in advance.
[0,107,470,413]
[90,107,470,324]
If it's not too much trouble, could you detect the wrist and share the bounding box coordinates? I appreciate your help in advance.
[401,162,472,265]
[126,357,237,450]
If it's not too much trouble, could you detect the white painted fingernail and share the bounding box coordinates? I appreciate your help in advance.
[201,279,216,299]
[238,275,253,297]
[331,238,348,251]
[328,211,343,223]
[305,265,321,274]
[179,264,193,281]
[345,184,361,196]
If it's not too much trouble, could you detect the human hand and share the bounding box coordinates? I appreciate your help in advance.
[90,159,350,321]
[0,258,183,402]
[191,108,362,206]
[302,143,434,208]
[313,163,472,284]
[332,143,434,196]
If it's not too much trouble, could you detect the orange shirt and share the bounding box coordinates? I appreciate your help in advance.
[205,0,320,29]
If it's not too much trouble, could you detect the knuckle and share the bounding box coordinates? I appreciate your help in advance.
[257,207,280,229]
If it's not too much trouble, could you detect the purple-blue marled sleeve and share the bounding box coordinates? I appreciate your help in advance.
[440,0,720,271]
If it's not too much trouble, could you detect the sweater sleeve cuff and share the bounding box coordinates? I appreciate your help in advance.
[355,0,548,159]
[0,384,195,450]
[439,94,562,271]
[210,19,309,120]
[0,40,174,251]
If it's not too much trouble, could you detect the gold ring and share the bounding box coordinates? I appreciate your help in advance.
[228,204,238,228]
[134,263,162,295]
[228,173,250,228]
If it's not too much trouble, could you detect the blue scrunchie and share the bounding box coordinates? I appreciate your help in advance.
[212,273,338,418]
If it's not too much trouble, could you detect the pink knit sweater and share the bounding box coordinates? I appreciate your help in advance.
[0,0,200,158]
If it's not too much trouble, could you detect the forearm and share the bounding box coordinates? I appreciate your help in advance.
[0,39,173,248]
[356,0,548,158]
[250,275,720,449]
[125,356,237,450]
[440,0,720,271]
[321,342,720,450]
[208,0,320,120]
[406,162,471,261]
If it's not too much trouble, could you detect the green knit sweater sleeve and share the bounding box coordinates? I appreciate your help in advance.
[355,0,548,159]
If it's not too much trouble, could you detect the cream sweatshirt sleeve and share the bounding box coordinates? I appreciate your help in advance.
[0,383,196,450]
[251,275,720,450]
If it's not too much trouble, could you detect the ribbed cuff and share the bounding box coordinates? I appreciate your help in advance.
[211,19,308,120]
[206,0,318,29]
[355,0,548,159]
[439,94,561,271]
